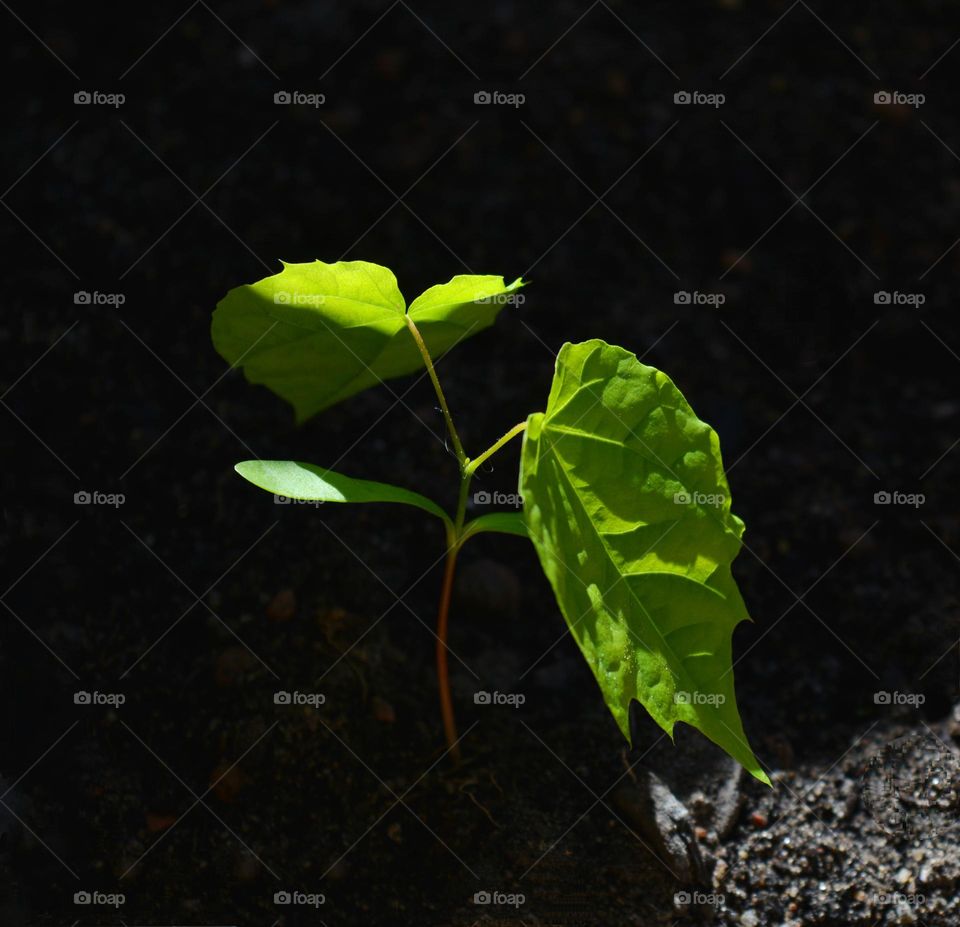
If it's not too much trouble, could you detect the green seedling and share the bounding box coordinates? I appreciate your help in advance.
[212,260,769,784]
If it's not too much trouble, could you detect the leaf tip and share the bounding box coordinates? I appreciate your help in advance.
[234,460,259,480]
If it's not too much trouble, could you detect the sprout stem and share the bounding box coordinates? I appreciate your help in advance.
[405,318,526,762]
[405,316,467,470]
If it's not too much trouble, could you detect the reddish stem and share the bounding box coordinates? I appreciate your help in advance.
[436,544,461,761]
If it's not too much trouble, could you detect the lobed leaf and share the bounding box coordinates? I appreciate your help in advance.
[212,260,523,422]
[520,340,769,784]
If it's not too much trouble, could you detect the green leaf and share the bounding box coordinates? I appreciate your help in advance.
[461,512,529,542]
[234,460,451,526]
[520,340,769,784]
[212,260,523,422]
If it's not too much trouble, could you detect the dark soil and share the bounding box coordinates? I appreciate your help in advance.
[3,1,960,925]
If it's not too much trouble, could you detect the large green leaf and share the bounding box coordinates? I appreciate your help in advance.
[235,460,451,527]
[212,260,523,422]
[520,340,769,784]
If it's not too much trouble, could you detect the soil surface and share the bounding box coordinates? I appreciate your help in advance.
[3,1,960,925]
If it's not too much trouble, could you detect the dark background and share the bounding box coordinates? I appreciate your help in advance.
[2,1,960,925]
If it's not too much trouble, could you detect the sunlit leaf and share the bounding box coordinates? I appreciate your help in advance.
[235,460,451,526]
[212,260,523,422]
[520,340,769,784]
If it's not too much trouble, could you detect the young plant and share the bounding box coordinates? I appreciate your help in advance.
[212,260,770,785]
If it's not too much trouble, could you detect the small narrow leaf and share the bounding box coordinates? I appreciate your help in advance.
[212,260,522,422]
[461,512,529,541]
[235,460,451,526]
[520,340,769,784]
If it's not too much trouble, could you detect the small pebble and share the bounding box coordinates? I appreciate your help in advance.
[146,812,177,832]
[713,859,728,887]
[455,559,520,617]
[371,696,396,723]
[234,850,260,881]
[214,646,256,687]
[211,764,247,803]
[267,588,297,622]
